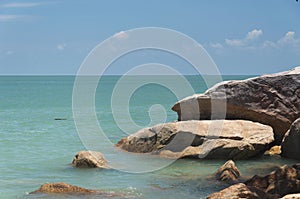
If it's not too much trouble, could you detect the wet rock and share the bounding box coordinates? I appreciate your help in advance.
[281,118,300,160]
[245,164,300,197]
[116,120,274,160]
[72,151,108,168]
[206,183,276,199]
[30,182,96,194]
[264,145,281,156]
[172,67,300,143]
[215,160,240,183]
[30,182,128,197]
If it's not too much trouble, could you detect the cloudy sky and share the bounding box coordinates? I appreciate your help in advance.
[0,0,299,75]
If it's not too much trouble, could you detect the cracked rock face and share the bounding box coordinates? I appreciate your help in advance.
[215,160,240,183]
[206,183,275,199]
[172,67,300,143]
[116,120,274,160]
[281,118,300,160]
[245,164,300,197]
[72,151,108,168]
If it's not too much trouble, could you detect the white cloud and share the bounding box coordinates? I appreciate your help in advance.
[263,40,277,48]
[210,42,223,49]
[278,31,300,45]
[113,31,129,39]
[263,31,300,50]
[225,29,263,47]
[2,2,43,8]
[57,44,66,51]
[225,39,244,47]
[212,30,300,52]
[246,29,263,40]
[0,14,21,22]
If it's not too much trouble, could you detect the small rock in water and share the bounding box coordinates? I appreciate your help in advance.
[72,150,109,169]
[54,118,67,120]
[206,183,275,199]
[264,145,281,156]
[215,160,240,183]
[30,182,130,197]
[245,163,300,197]
[30,182,96,194]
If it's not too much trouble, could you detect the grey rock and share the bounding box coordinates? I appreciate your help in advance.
[172,67,300,143]
[72,151,108,168]
[116,120,274,160]
[281,118,300,160]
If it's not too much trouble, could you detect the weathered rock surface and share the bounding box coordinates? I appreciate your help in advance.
[72,151,108,168]
[245,164,300,197]
[264,145,281,156]
[172,67,300,143]
[116,120,274,160]
[281,118,300,160]
[215,160,240,183]
[281,193,300,199]
[206,183,276,199]
[30,182,127,197]
[30,182,97,194]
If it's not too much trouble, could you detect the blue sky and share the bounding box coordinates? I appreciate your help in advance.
[0,0,299,75]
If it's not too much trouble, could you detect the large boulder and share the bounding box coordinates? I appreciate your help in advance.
[215,160,240,183]
[206,183,276,199]
[116,120,274,160]
[281,118,300,160]
[245,164,300,197]
[172,67,300,143]
[72,151,108,168]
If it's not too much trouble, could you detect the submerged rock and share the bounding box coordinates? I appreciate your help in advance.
[116,120,274,160]
[215,160,240,183]
[172,67,300,143]
[281,118,300,160]
[30,182,128,197]
[206,183,276,199]
[245,164,300,197]
[30,182,97,194]
[72,151,108,168]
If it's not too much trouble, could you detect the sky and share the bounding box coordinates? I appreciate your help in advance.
[0,0,299,75]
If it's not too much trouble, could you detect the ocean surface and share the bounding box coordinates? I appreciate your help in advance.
[0,75,297,199]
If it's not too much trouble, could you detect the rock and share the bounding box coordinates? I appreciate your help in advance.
[30,182,127,197]
[245,164,300,197]
[264,145,281,156]
[206,183,276,199]
[30,182,97,194]
[116,120,274,160]
[281,118,300,160]
[281,193,300,199]
[215,160,240,183]
[172,67,300,143]
[72,151,108,168]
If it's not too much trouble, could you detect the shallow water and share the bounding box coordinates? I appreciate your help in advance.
[0,75,297,199]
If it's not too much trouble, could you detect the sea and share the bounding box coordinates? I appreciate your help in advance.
[0,75,298,199]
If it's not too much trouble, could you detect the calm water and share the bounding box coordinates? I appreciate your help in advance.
[0,75,297,199]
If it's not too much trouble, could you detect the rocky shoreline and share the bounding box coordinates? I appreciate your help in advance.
[31,67,300,198]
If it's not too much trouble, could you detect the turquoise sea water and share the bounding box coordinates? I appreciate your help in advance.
[0,75,297,199]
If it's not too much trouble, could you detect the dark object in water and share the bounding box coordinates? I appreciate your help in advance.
[54,118,67,120]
